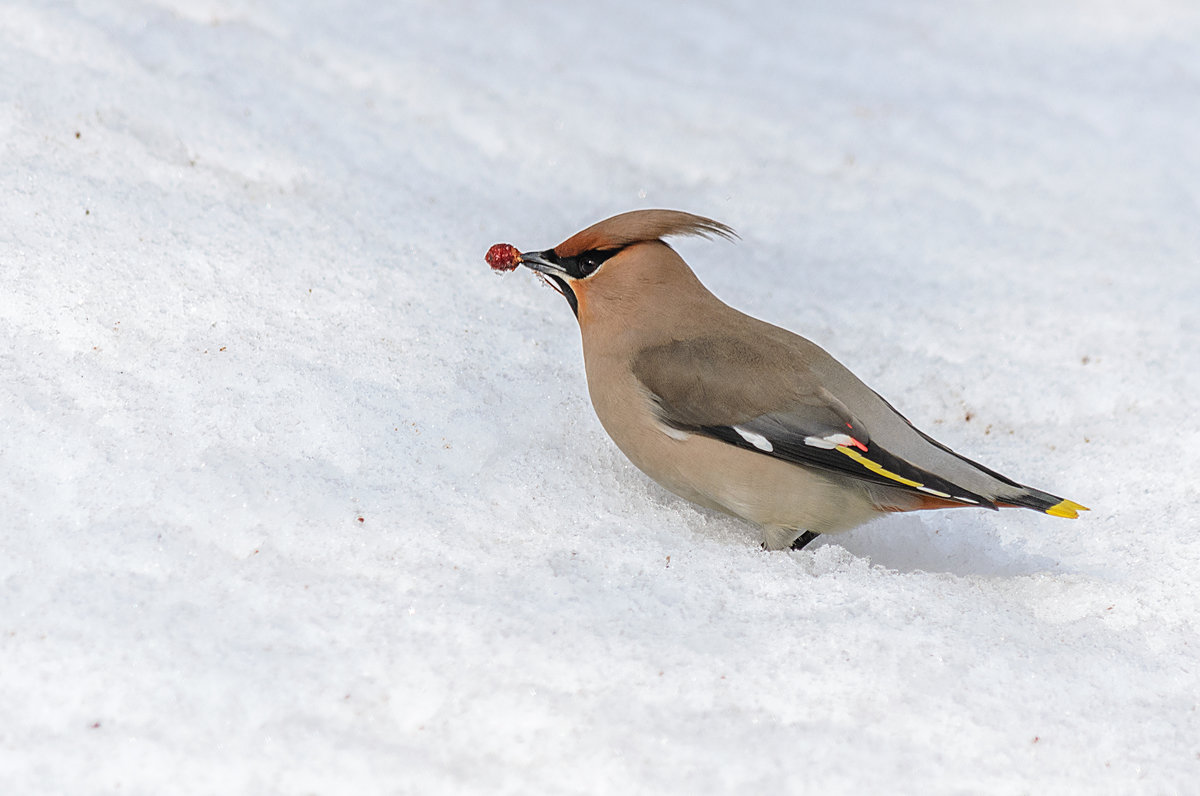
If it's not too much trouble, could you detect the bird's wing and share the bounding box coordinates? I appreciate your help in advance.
[632,336,994,507]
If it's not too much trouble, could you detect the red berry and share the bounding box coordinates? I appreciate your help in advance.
[486,243,521,272]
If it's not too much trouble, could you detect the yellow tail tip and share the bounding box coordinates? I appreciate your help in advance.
[1046,499,1090,519]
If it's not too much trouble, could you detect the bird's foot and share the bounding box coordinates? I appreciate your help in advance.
[790,530,820,551]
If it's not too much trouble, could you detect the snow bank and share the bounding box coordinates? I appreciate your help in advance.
[3,0,1198,792]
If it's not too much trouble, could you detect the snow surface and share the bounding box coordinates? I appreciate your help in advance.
[3,0,1199,792]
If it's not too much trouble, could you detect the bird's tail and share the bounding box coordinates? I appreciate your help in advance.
[996,487,1089,519]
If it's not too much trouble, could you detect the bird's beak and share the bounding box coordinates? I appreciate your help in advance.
[518,249,579,317]
[517,249,568,278]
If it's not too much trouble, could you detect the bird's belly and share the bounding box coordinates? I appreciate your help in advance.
[641,432,881,534]
[586,373,881,536]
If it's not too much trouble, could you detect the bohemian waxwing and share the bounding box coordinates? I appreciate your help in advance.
[503,209,1087,550]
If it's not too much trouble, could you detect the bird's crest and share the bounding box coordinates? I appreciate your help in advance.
[554,209,736,258]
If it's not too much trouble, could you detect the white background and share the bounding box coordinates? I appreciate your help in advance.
[3,0,1198,792]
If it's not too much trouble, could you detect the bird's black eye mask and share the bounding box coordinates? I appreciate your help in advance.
[545,246,625,280]
[530,246,625,318]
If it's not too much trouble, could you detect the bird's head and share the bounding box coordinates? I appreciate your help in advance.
[515,209,736,320]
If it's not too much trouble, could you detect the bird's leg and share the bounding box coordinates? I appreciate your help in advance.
[790,530,820,551]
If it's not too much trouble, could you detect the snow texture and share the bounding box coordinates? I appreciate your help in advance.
[3,0,1199,793]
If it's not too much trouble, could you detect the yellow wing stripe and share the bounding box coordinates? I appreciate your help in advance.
[835,446,1087,517]
[836,446,924,488]
[1046,499,1090,519]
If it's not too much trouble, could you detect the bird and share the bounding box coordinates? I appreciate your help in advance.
[498,209,1087,550]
